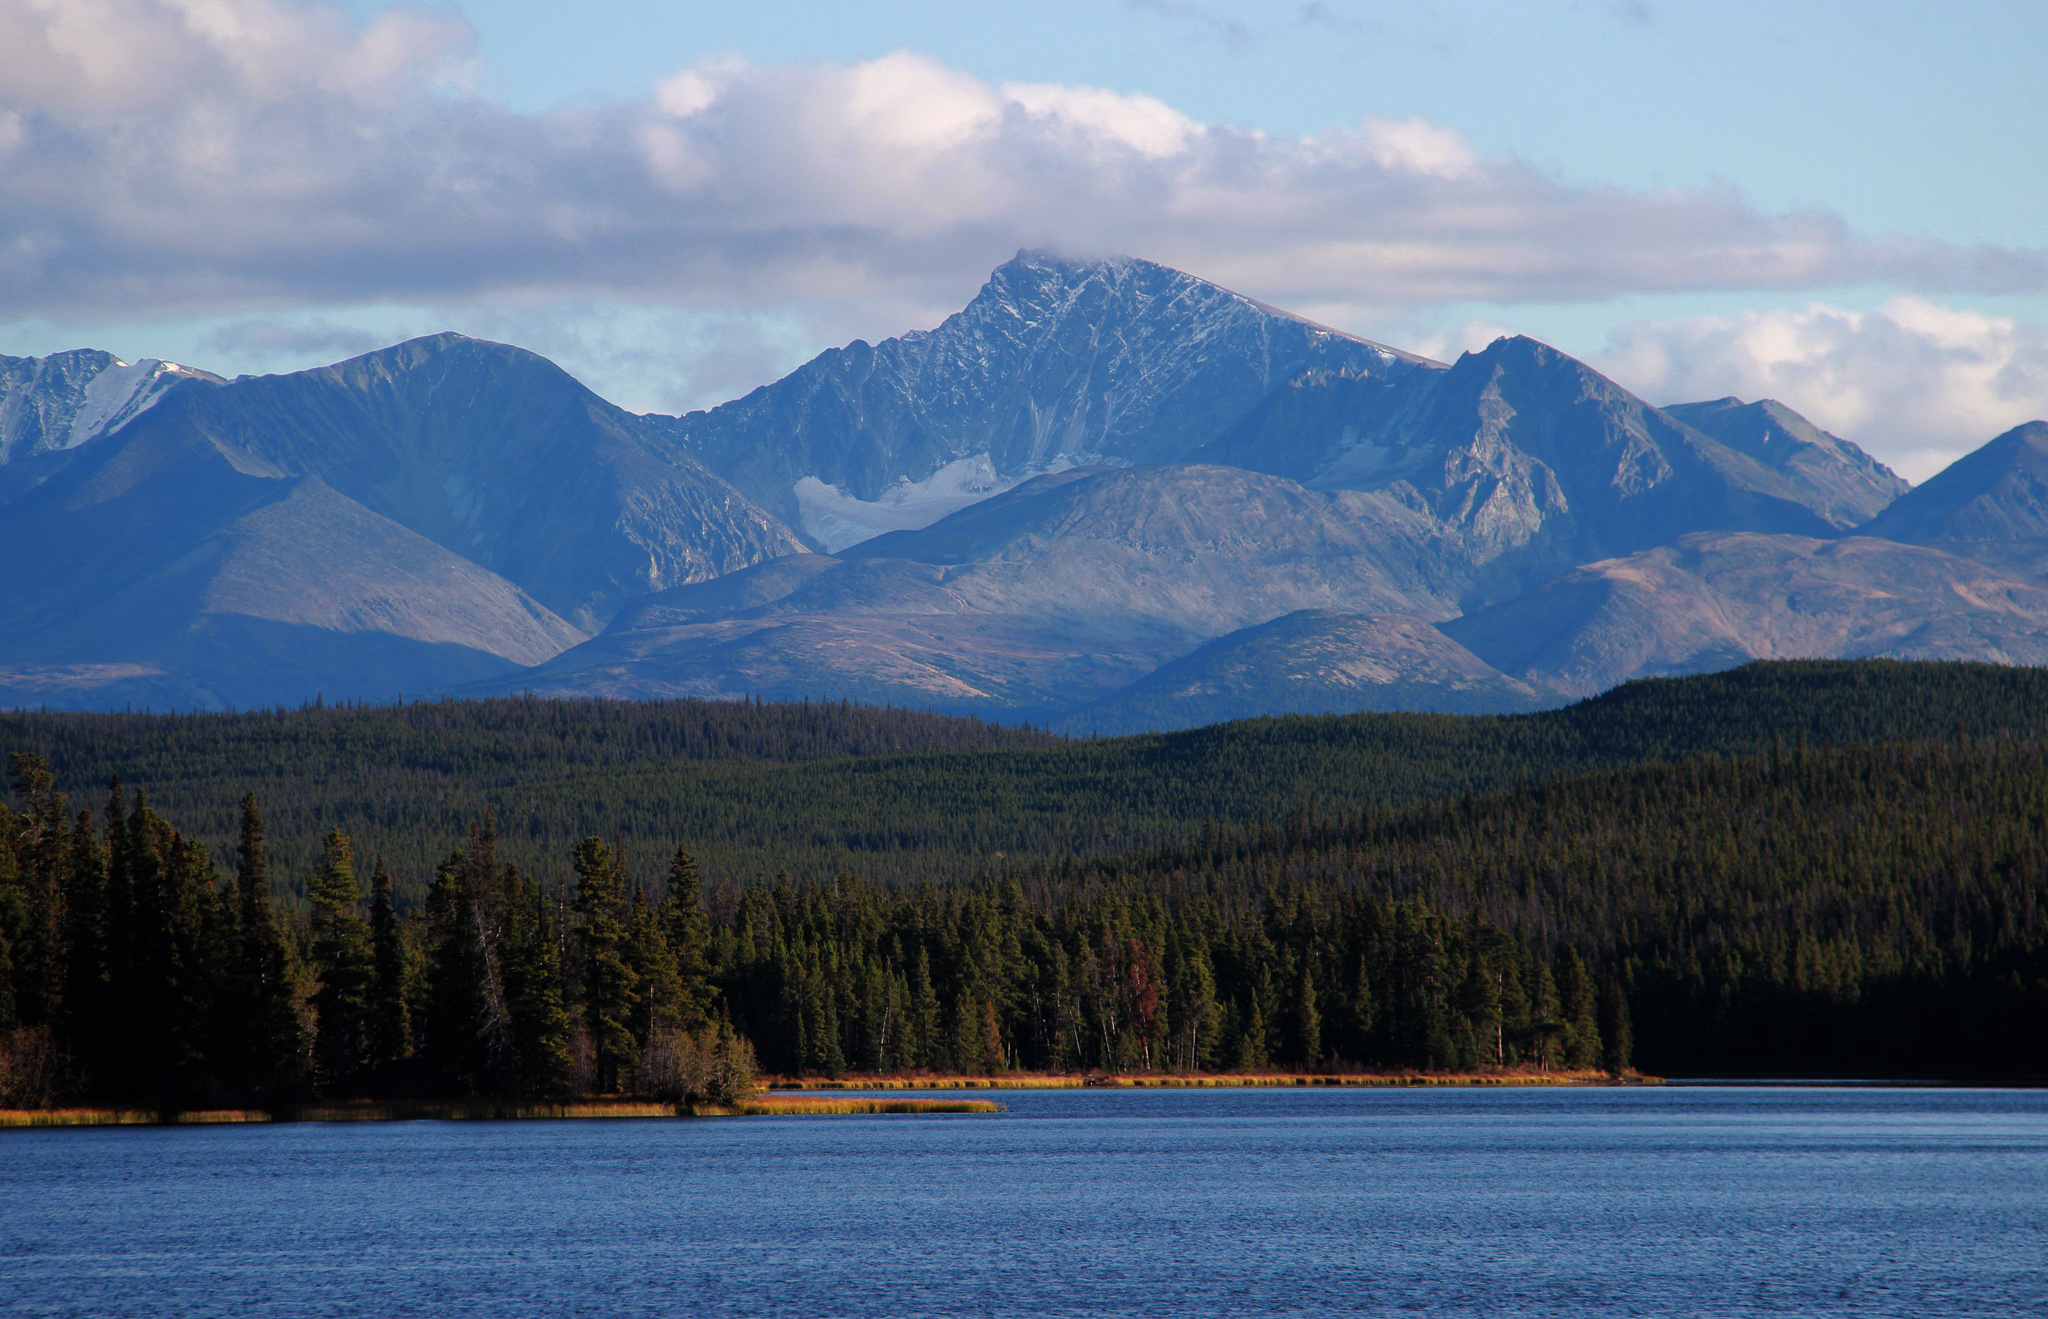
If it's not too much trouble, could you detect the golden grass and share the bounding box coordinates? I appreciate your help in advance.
[768,1068,1654,1090]
[283,1100,681,1122]
[0,1108,274,1126]
[2,1096,1005,1127]
[2,1070,1656,1127]
[713,1096,1003,1116]
[1,1108,162,1127]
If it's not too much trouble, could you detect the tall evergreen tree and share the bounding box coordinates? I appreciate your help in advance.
[367,857,412,1070]
[234,794,302,1098]
[1294,960,1323,1069]
[659,845,716,1031]
[1558,948,1601,1071]
[572,838,639,1093]
[503,869,572,1097]
[1598,971,1634,1075]
[308,829,375,1093]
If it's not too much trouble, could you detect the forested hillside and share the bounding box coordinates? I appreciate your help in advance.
[1,659,2045,1107]
[5,660,2045,903]
[3,724,2043,1107]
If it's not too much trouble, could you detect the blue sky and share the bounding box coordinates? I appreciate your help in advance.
[3,0,2044,476]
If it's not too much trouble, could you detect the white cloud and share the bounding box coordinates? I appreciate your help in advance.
[1593,299,2048,481]
[0,0,2041,323]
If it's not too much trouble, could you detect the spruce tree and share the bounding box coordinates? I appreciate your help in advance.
[308,829,375,1093]
[1294,960,1322,1069]
[1557,948,1601,1071]
[504,872,571,1097]
[572,838,639,1093]
[1598,971,1634,1075]
[234,794,301,1099]
[910,948,940,1071]
[4,754,66,1031]
[658,846,716,1031]
[1458,953,1502,1069]
[626,891,685,1047]
[367,858,411,1069]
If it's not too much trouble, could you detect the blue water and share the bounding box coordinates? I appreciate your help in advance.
[3,1086,2045,1317]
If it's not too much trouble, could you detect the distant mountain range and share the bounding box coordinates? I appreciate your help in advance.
[3,252,2044,725]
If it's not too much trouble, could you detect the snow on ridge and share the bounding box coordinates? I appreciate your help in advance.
[66,359,162,448]
[795,454,1076,552]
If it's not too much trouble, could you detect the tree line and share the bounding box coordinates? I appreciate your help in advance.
[0,754,1626,1109]
[6,660,2045,906]
[4,678,2046,1106]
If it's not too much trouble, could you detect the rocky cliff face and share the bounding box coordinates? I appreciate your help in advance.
[0,349,223,467]
[1200,337,1874,605]
[1663,396,1908,528]
[652,250,1438,548]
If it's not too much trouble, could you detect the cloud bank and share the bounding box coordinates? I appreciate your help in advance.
[1595,299,2048,481]
[3,0,2042,320]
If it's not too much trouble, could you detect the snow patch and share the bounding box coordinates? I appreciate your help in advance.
[795,454,1069,552]
[65,358,197,448]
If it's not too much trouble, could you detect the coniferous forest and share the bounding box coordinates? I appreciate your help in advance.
[1,659,2045,1108]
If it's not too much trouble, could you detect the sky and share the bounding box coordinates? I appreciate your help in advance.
[2,0,2044,479]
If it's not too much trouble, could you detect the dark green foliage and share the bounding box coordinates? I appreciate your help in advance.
[2,659,2046,1106]
[1076,732,2048,1077]
[1557,949,1600,1070]
[233,793,303,1099]
[659,846,715,1032]
[1598,972,1633,1076]
[307,830,374,1093]
[8,661,2048,907]
[502,869,572,1099]
[367,857,411,1070]
[571,838,637,1093]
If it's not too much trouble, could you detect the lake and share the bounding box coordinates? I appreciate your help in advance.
[3,1086,2044,1317]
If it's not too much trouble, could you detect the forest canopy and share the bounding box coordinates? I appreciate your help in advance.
[2,659,2045,1108]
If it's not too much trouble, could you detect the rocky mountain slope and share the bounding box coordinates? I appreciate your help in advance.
[0,407,586,710]
[1663,396,1908,528]
[1197,336,1891,604]
[1062,610,1548,734]
[99,335,806,631]
[1442,532,2048,698]
[1856,421,2048,579]
[493,463,1467,712]
[649,250,1438,549]
[0,350,224,467]
[6,251,2044,722]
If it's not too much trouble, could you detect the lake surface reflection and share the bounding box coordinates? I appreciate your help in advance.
[3,1086,2044,1317]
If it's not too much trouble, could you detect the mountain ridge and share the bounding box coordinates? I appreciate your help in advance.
[649,250,1439,548]
[5,251,2046,724]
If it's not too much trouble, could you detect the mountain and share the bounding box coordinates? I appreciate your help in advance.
[1063,610,1548,734]
[2,253,2037,724]
[490,463,1467,714]
[1197,338,1888,603]
[1661,396,1908,527]
[0,410,586,710]
[1442,532,2048,698]
[650,250,1439,549]
[1856,421,2048,579]
[0,350,225,508]
[92,335,805,630]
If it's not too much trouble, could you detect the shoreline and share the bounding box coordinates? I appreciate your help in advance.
[0,1096,1004,1127]
[765,1069,1656,1090]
